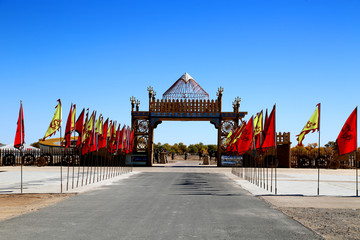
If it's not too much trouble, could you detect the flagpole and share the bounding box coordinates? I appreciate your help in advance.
[356,107,358,197]
[77,147,81,188]
[317,138,320,195]
[275,104,277,195]
[60,124,63,193]
[72,104,75,189]
[356,148,358,197]
[266,159,269,191]
[66,104,71,191]
[355,154,359,197]
[72,131,75,189]
[20,100,23,194]
[20,149,23,194]
[317,103,321,196]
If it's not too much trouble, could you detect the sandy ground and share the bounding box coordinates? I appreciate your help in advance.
[0,193,74,221]
[1,161,360,239]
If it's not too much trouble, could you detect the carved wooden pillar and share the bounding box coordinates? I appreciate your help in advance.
[147,126,154,166]
[216,86,224,167]
[217,124,222,167]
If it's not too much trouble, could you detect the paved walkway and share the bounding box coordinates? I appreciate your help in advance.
[0,171,321,240]
[231,167,359,196]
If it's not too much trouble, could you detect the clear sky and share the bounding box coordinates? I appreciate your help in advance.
[1,0,359,147]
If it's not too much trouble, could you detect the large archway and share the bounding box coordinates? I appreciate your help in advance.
[130,73,247,167]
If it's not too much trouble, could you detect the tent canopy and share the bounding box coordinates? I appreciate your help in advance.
[162,73,209,101]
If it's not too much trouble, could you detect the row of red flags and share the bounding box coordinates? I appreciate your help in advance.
[14,100,135,155]
[64,103,134,155]
[224,105,276,154]
[223,104,358,157]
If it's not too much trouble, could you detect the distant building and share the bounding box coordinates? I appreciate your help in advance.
[0,143,40,151]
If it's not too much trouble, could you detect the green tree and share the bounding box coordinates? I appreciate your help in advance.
[178,142,188,154]
[188,144,199,153]
[207,144,217,153]
[324,141,337,150]
[194,142,206,152]
[154,142,162,151]
[162,143,173,152]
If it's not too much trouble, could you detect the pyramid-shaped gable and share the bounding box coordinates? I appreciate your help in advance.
[162,73,209,100]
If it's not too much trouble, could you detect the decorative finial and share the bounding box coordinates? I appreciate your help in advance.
[130,96,136,103]
[218,86,224,93]
[233,96,241,113]
[135,99,140,106]
[216,86,224,97]
[147,86,153,93]
[135,99,140,111]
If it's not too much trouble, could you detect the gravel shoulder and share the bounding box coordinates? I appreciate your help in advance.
[260,196,360,240]
[276,207,360,240]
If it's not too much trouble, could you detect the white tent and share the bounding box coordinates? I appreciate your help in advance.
[0,143,40,151]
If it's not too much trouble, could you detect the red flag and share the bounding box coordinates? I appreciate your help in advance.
[99,118,108,149]
[226,124,245,153]
[82,112,96,154]
[262,105,276,149]
[236,116,254,154]
[81,139,89,155]
[337,107,357,156]
[255,135,261,150]
[64,104,73,148]
[75,108,85,148]
[120,125,127,152]
[125,126,131,153]
[118,125,124,151]
[111,124,120,153]
[14,101,25,149]
[129,129,134,153]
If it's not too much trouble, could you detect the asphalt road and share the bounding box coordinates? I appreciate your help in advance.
[0,172,321,240]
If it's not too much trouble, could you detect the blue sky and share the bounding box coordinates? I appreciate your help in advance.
[1,0,359,146]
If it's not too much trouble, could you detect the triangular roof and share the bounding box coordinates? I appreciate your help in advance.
[162,73,209,100]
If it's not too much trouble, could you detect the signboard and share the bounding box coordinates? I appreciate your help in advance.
[221,155,243,166]
[126,153,148,166]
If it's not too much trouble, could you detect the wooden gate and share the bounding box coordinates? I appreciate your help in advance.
[130,73,247,167]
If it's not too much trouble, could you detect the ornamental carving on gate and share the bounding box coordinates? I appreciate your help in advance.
[135,119,149,133]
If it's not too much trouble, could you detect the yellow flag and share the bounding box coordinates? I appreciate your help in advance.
[71,104,76,131]
[254,111,263,136]
[107,121,112,137]
[82,111,95,142]
[86,112,95,136]
[99,117,103,135]
[43,99,62,140]
[95,115,102,134]
[224,130,233,146]
[296,104,320,146]
[113,121,117,138]
[231,122,246,145]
